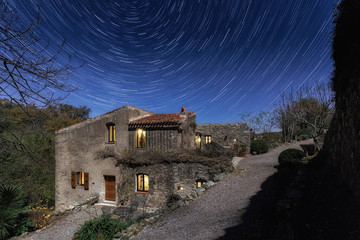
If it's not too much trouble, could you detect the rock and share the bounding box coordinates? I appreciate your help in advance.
[203,180,215,189]
[195,187,206,196]
[130,212,145,223]
[176,200,185,207]
[190,191,197,199]
[213,173,226,182]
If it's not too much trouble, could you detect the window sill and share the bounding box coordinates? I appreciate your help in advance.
[136,191,149,194]
[106,142,115,144]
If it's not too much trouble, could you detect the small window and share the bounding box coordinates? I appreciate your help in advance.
[71,172,89,190]
[195,179,206,188]
[205,135,212,144]
[137,173,149,192]
[195,134,201,149]
[107,123,115,142]
[136,129,146,148]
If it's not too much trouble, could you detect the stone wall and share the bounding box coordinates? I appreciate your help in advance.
[197,123,250,150]
[116,162,224,209]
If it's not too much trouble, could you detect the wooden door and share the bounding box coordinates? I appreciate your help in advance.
[104,175,116,201]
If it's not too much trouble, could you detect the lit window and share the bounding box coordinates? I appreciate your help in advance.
[107,123,115,142]
[78,172,85,186]
[137,129,146,148]
[195,179,206,188]
[137,173,149,192]
[71,172,89,190]
[205,135,212,144]
[196,134,201,149]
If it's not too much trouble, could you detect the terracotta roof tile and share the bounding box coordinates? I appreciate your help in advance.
[129,112,195,127]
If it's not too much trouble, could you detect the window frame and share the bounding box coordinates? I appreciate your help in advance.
[71,171,89,190]
[195,179,206,188]
[136,173,149,192]
[136,129,146,148]
[107,123,116,143]
[205,135,212,144]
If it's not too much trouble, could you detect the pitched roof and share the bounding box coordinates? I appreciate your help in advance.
[129,112,195,128]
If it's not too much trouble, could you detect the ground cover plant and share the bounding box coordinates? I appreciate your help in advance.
[74,215,129,240]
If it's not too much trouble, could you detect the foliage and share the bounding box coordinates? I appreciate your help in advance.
[257,132,283,148]
[278,149,305,165]
[273,83,334,143]
[74,215,129,240]
[0,99,89,206]
[0,185,34,240]
[239,144,247,153]
[28,201,55,229]
[250,139,269,154]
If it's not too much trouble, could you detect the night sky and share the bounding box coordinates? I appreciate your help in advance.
[7,0,339,123]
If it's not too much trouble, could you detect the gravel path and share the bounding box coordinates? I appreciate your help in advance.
[14,206,102,240]
[131,142,305,240]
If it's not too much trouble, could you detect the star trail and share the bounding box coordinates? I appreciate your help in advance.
[6,0,339,123]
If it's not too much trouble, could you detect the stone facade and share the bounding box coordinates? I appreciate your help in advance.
[197,123,251,152]
[116,162,221,209]
[55,105,248,211]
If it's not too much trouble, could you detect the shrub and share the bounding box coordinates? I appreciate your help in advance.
[74,215,128,240]
[0,185,34,240]
[250,139,269,154]
[278,149,305,165]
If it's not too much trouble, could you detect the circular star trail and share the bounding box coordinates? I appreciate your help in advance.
[7,0,339,123]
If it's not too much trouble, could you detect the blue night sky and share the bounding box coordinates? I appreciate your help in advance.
[7,0,339,123]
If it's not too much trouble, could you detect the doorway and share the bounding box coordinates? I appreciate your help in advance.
[104,175,116,201]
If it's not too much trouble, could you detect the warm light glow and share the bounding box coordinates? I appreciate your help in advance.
[195,135,201,149]
[195,179,206,188]
[205,135,212,144]
[137,173,149,192]
[137,129,146,148]
[109,125,115,142]
[178,186,183,191]
[144,174,149,191]
[78,172,85,186]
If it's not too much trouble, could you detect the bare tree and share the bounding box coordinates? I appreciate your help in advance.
[0,2,76,108]
[274,83,334,143]
[240,111,275,134]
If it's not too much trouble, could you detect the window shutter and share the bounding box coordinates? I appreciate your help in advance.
[84,172,89,190]
[71,172,76,188]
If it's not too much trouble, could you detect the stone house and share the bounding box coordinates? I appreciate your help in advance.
[55,105,249,211]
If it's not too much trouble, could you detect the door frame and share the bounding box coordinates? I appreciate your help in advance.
[104,175,116,201]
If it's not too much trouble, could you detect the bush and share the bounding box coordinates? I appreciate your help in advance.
[250,139,269,154]
[74,215,128,240]
[0,185,34,240]
[278,149,305,165]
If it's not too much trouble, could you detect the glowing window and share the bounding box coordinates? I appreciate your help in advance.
[77,172,85,186]
[195,179,206,188]
[71,172,89,190]
[107,123,115,142]
[137,173,149,192]
[196,134,201,149]
[136,129,146,148]
[205,135,212,144]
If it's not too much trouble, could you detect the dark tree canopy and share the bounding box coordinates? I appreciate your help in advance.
[332,0,360,93]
